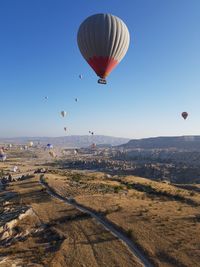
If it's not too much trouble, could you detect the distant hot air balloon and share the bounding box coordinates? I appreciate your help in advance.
[13,166,18,173]
[0,153,7,162]
[61,111,67,117]
[29,141,33,147]
[182,112,188,120]
[64,127,67,132]
[46,144,53,149]
[75,98,78,102]
[44,96,48,100]
[79,74,83,79]
[77,13,130,84]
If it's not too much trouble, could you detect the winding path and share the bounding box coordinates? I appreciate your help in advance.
[40,176,154,267]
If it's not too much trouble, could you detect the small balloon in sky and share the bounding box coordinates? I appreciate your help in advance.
[89,131,94,135]
[181,112,188,120]
[61,111,67,117]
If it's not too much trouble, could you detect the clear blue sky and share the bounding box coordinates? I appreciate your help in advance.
[0,0,200,138]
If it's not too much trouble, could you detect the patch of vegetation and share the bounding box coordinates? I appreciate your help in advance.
[113,185,124,193]
[124,182,198,206]
[189,191,195,196]
[115,205,123,212]
[126,228,133,238]
[70,173,83,183]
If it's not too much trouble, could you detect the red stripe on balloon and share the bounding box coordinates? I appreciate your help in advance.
[88,56,118,78]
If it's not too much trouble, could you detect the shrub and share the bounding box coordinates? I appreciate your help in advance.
[126,229,133,238]
[113,185,124,193]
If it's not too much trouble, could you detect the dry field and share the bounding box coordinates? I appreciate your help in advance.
[45,170,200,267]
[0,164,143,266]
[1,148,200,267]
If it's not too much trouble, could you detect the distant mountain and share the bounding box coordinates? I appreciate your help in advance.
[0,135,129,148]
[119,136,200,151]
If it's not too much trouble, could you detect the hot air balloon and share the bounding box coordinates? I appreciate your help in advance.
[13,166,18,173]
[61,111,67,117]
[64,127,67,132]
[44,96,48,100]
[77,14,130,84]
[46,144,53,150]
[0,153,7,162]
[182,112,188,120]
[29,141,33,147]
[75,98,78,102]
[79,74,83,79]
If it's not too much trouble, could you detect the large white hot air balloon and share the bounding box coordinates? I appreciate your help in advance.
[77,13,130,84]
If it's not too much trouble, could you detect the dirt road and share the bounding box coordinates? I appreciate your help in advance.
[40,176,154,267]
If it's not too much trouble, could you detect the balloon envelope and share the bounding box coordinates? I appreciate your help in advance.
[61,111,67,117]
[182,112,188,120]
[46,144,53,149]
[0,154,6,161]
[77,14,130,80]
[29,141,33,147]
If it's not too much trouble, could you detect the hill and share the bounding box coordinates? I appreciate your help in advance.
[120,136,200,151]
[0,135,129,148]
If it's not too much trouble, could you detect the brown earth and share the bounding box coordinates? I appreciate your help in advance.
[45,170,200,267]
[0,174,142,267]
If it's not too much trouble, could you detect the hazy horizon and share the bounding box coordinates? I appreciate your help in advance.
[0,134,200,140]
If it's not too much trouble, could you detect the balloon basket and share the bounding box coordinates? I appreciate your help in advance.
[98,79,107,84]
